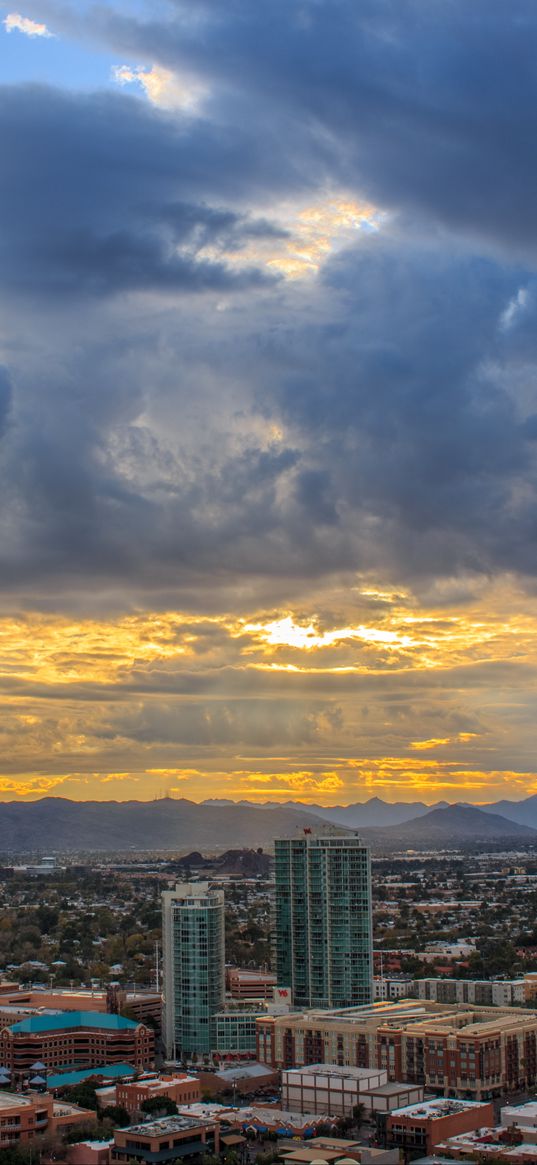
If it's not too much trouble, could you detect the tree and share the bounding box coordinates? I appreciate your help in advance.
[352,1102,366,1129]
[102,1103,131,1126]
[59,1078,99,1109]
[141,1094,178,1116]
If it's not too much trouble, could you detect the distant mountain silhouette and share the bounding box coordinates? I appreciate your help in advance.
[361,803,537,850]
[1,796,536,854]
[484,794,537,830]
[0,797,321,853]
[202,795,449,826]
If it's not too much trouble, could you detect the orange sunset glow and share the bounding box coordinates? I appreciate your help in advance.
[0,575,536,804]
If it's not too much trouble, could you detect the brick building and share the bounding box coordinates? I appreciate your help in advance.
[116,1073,200,1115]
[385,1097,494,1155]
[0,1091,93,1150]
[111,1113,220,1164]
[0,1011,154,1078]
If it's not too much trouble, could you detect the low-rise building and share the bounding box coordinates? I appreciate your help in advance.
[0,1090,94,1150]
[67,1141,113,1165]
[227,968,278,1000]
[110,1113,220,1164]
[180,1102,336,1139]
[436,1128,537,1160]
[116,1072,200,1115]
[361,1082,424,1114]
[279,1140,398,1164]
[282,1064,387,1116]
[501,1100,537,1131]
[197,1060,278,1096]
[385,1097,494,1156]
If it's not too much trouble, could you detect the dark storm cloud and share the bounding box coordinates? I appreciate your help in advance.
[3,2,537,601]
[56,0,537,257]
[271,236,537,580]
[0,86,286,296]
[0,369,12,437]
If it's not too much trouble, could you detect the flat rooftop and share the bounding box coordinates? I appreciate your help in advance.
[362,1083,422,1097]
[0,1093,32,1108]
[502,1101,537,1118]
[285,1064,383,1080]
[122,1114,214,1137]
[391,1098,490,1119]
[132,1075,197,1093]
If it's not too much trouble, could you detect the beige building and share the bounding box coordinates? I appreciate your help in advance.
[282,1064,387,1115]
[257,999,537,1100]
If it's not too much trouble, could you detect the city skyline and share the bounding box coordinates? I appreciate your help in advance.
[2,2,537,806]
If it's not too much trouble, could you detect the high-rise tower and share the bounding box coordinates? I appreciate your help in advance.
[274,829,373,1009]
[162,882,225,1059]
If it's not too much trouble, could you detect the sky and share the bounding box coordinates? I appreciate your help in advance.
[2,1,537,806]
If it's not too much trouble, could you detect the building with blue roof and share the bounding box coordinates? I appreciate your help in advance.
[1,1009,154,1079]
[47,1062,136,1089]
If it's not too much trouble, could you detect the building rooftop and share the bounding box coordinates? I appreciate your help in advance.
[9,1011,139,1034]
[361,1082,422,1097]
[74,1141,114,1150]
[502,1101,537,1120]
[122,1114,214,1137]
[391,1097,490,1120]
[129,1075,197,1093]
[0,1093,33,1108]
[285,1064,382,1080]
[438,1130,537,1158]
[53,1101,92,1117]
[47,1062,136,1088]
[214,1062,274,1080]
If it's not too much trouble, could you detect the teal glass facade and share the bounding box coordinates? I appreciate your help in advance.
[162,883,225,1059]
[274,833,373,1010]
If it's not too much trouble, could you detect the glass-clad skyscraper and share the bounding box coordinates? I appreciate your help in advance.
[274,830,373,1009]
[162,882,225,1059]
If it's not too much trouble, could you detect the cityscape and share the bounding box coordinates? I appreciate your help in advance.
[4,0,537,1163]
[0,830,533,1161]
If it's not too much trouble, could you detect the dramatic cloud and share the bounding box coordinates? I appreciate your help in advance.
[2,0,537,801]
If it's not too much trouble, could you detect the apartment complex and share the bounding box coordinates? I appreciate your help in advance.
[257,999,537,1099]
[414,977,527,1007]
[0,1011,154,1077]
[274,829,373,1009]
[162,882,225,1058]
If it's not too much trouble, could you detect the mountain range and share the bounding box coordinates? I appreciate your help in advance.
[0,795,536,852]
[203,793,537,830]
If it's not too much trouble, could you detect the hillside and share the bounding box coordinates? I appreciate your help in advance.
[484,794,537,830]
[362,803,537,850]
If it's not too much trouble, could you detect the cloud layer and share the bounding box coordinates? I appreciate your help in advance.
[2,0,537,800]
